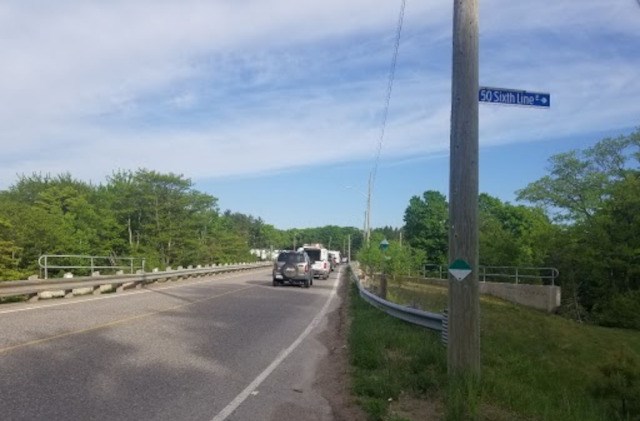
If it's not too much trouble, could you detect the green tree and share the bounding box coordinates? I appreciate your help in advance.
[517,131,639,222]
[103,170,147,254]
[403,190,448,264]
[209,213,254,264]
[582,171,640,327]
[127,170,219,267]
[357,231,425,278]
[479,194,552,267]
[589,172,640,294]
[516,130,640,327]
[103,169,222,268]
[0,218,24,280]
[0,173,114,271]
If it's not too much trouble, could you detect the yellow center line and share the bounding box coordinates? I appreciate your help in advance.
[0,284,256,356]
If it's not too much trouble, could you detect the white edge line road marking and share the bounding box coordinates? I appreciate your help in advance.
[211,268,342,421]
[0,269,267,316]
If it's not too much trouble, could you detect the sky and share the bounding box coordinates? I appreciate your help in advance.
[1,0,639,230]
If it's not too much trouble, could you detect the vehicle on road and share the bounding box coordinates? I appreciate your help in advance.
[272,250,313,287]
[299,244,330,279]
[328,251,341,269]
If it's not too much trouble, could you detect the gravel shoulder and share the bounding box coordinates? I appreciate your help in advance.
[315,269,368,421]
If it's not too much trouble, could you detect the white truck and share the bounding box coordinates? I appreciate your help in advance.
[299,244,330,279]
[328,250,341,269]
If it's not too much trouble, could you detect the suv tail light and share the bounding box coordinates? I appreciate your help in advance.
[304,264,309,273]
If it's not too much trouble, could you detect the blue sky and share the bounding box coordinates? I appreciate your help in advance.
[1,1,639,230]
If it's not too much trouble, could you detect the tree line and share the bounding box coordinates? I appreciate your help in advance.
[363,129,639,330]
[0,169,364,280]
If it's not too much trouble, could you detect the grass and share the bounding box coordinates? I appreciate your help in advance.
[348,271,640,420]
[0,295,28,304]
[349,280,447,420]
[387,277,448,312]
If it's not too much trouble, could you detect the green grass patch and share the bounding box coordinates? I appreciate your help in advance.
[348,271,640,420]
[387,278,448,312]
[0,295,28,304]
[481,295,640,420]
[349,281,447,420]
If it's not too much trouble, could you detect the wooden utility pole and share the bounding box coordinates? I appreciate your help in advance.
[448,0,480,376]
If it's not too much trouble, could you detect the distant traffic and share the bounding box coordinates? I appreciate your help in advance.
[271,243,344,288]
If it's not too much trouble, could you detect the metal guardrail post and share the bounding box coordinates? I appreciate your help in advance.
[441,308,448,346]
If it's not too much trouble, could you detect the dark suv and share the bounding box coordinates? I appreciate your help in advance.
[273,251,313,288]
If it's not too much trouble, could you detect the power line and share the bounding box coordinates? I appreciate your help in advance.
[371,0,406,187]
[367,0,406,233]
[365,0,404,236]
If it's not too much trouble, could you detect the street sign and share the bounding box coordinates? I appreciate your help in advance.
[479,86,550,108]
[449,259,472,281]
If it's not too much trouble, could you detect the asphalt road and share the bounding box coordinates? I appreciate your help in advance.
[0,266,343,421]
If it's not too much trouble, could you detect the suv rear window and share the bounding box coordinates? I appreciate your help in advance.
[305,249,321,262]
[277,252,305,263]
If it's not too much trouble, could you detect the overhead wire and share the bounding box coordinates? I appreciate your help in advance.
[368,0,407,228]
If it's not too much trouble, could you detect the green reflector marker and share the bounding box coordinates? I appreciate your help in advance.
[449,259,472,281]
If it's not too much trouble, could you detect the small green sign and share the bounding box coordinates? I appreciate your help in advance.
[449,259,472,281]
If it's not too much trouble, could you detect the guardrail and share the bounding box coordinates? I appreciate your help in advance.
[0,262,271,303]
[349,264,447,344]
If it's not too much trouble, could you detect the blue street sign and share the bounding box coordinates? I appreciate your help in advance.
[479,86,550,108]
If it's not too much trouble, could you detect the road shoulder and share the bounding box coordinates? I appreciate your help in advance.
[315,268,367,421]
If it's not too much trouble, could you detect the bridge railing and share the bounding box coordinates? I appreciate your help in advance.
[424,264,559,286]
[38,254,146,279]
[0,262,271,302]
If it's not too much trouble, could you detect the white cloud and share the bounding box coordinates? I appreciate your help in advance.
[0,0,638,189]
